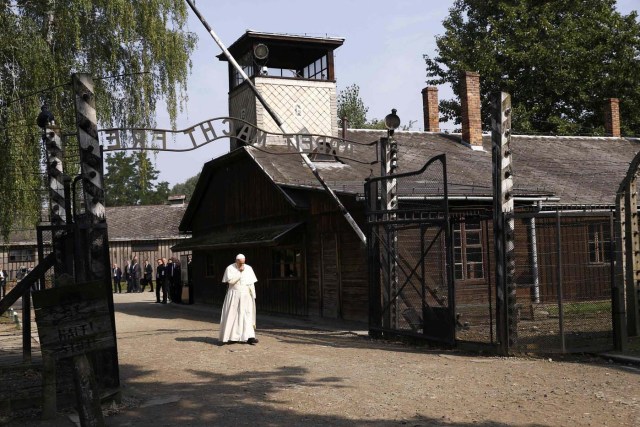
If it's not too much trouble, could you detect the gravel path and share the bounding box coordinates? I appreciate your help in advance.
[6,291,640,426]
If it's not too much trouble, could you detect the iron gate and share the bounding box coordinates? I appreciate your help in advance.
[365,154,456,344]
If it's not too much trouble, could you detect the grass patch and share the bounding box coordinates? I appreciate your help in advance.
[546,300,611,316]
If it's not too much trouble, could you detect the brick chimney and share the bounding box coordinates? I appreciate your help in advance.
[604,98,620,137]
[460,71,483,147]
[422,86,440,132]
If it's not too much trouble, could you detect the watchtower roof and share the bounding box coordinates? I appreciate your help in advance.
[217,30,344,70]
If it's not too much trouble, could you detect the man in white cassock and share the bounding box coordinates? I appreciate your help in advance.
[219,254,259,345]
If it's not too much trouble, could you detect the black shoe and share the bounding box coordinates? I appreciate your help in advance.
[247,338,258,345]
[161,301,167,304]
[155,301,161,303]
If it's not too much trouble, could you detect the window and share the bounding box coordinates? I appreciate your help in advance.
[272,248,302,278]
[453,221,484,281]
[9,247,34,263]
[205,253,217,278]
[231,52,255,89]
[302,55,328,80]
[588,223,611,264]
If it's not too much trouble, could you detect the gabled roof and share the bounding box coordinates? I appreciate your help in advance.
[217,31,344,68]
[247,130,640,206]
[180,130,640,233]
[5,204,188,245]
[107,204,187,241]
[507,135,640,206]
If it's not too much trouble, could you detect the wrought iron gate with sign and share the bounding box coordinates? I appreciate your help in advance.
[365,154,455,344]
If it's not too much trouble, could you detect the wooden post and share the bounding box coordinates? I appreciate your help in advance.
[366,177,382,336]
[72,73,121,395]
[41,352,57,420]
[379,136,398,329]
[624,177,640,336]
[22,289,31,363]
[612,206,627,351]
[491,91,517,354]
[73,354,104,427]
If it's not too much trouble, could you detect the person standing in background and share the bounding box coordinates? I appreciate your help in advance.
[124,260,131,293]
[112,263,122,293]
[167,257,182,303]
[130,256,141,293]
[141,259,154,292]
[155,258,166,303]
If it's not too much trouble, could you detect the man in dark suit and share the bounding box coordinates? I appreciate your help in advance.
[155,258,166,303]
[124,260,131,292]
[130,256,141,293]
[112,263,122,293]
[167,257,182,303]
[141,260,154,292]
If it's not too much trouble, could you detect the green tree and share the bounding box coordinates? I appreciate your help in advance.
[0,1,196,239]
[338,84,417,130]
[105,152,136,206]
[104,152,169,206]
[424,0,640,136]
[337,84,369,128]
[171,173,200,202]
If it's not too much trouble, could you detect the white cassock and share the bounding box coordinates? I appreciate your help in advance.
[219,264,258,343]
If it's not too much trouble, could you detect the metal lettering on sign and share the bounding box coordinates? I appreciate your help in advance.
[98,117,371,159]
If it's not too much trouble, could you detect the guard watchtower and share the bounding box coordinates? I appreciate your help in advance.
[218,31,344,150]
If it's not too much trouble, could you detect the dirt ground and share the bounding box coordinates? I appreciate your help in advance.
[6,291,640,426]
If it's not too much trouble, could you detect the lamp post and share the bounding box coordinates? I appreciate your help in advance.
[380,109,400,329]
[384,109,400,175]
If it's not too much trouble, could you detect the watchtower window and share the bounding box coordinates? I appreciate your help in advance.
[221,31,343,91]
[230,52,331,89]
[233,52,255,88]
[302,55,328,80]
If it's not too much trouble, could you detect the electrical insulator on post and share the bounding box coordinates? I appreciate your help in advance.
[44,129,62,157]
[389,140,398,173]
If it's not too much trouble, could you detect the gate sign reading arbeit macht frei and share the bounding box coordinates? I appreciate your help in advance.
[98,117,370,159]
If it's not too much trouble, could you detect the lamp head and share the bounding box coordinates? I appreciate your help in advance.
[37,104,55,129]
[384,108,401,131]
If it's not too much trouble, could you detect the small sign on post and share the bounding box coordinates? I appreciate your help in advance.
[33,281,115,426]
[33,282,116,359]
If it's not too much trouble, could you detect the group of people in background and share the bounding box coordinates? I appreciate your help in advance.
[112,256,183,304]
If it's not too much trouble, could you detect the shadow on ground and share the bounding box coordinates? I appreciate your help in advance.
[111,364,550,427]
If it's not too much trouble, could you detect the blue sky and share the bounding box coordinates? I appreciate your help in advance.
[150,0,638,187]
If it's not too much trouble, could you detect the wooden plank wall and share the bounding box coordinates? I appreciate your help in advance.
[0,239,189,287]
[306,194,368,322]
[109,239,190,270]
[190,155,296,232]
[191,247,307,316]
